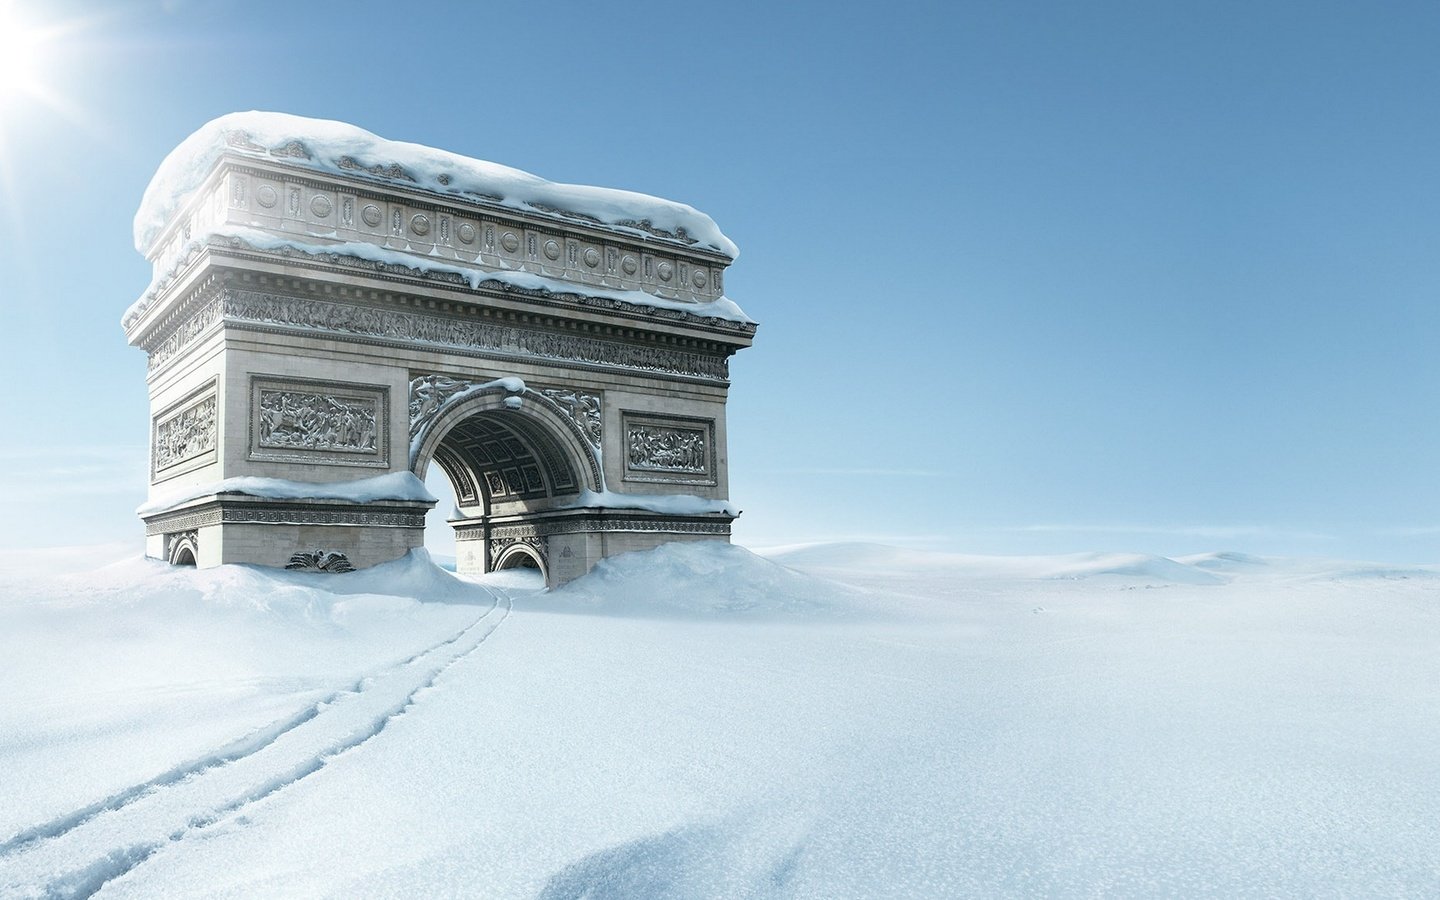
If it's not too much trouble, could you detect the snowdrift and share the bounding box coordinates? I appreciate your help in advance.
[762,541,1226,585]
[538,541,864,619]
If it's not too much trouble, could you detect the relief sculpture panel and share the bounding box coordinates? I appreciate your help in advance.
[627,424,707,473]
[621,413,716,485]
[250,377,388,467]
[152,387,218,481]
[258,390,378,452]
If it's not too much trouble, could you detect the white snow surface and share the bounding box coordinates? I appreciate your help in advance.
[137,471,435,516]
[565,489,740,517]
[134,111,738,258]
[2,541,1438,897]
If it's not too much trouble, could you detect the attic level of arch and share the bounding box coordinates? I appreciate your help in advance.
[144,155,736,310]
[212,156,735,262]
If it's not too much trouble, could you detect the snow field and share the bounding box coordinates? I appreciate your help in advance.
[2,541,1438,897]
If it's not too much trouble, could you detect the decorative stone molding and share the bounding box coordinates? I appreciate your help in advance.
[143,499,431,535]
[152,380,219,482]
[456,512,732,541]
[250,376,389,468]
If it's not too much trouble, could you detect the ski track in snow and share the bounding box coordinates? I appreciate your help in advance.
[0,587,514,900]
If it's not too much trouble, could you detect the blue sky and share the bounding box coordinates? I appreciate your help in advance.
[2,0,1438,562]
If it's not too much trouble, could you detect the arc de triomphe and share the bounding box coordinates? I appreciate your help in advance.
[124,113,755,586]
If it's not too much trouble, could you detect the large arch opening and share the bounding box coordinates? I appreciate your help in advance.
[412,389,601,580]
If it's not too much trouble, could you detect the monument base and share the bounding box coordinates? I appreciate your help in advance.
[143,494,434,571]
[144,494,734,587]
[452,508,736,587]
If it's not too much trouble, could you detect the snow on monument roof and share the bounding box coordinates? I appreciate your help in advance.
[134,111,739,259]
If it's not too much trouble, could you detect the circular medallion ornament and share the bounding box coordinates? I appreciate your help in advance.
[621,256,638,275]
[657,261,674,282]
[501,231,521,253]
[691,269,707,289]
[361,204,382,227]
[410,214,431,236]
[543,240,562,261]
[583,248,601,268]
[309,195,333,218]
[457,222,476,244]
[256,185,278,209]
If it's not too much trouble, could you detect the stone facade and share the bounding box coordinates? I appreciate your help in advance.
[126,120,754,586]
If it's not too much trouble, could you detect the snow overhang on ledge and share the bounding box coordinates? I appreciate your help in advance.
[138,472,437,518]
[120,228,755,333]
[564,489,740,518]
[134,111,739,260]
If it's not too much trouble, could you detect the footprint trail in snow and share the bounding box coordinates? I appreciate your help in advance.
[0,588,513,900]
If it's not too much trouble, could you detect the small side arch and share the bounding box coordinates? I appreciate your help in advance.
[493,542,547,579]
[167,532,199,566]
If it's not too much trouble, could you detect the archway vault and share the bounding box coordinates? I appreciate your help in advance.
[411,382,604,511]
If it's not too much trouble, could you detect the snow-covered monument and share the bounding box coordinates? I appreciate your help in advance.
[124,113,755,585]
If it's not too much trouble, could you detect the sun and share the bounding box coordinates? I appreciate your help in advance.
[0,2,46,116]
[0,0,90,130]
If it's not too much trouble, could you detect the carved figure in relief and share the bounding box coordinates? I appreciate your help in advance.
[258,391,377,452]
[286,549,355,573]
[408,375,476,438]
[541,389,602,448]
[627,425,706,473]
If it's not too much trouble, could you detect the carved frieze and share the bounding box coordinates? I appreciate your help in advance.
[144,502,428,534]
[466,515,733,541]
[205,289,730,381]
[148,299,222,372]
[152,386,218,481]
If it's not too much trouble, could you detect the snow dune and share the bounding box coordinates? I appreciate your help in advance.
[1,542,1437,897]
[760,541,1227,584]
